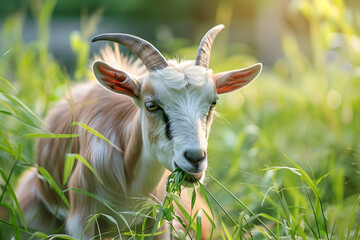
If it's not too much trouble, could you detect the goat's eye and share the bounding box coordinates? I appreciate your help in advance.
[145,101,159,112]
[210,101,217,109]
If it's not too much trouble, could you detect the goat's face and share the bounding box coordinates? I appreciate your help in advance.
[93,59,261,182]
[92,25,262,182]
[139,62,217,181]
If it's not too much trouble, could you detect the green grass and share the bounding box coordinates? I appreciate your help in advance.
[1,0,360,239]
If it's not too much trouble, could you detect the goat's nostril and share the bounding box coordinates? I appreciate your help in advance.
[184,149,206,164]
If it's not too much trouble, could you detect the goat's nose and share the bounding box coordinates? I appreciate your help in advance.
[184,149,206,164]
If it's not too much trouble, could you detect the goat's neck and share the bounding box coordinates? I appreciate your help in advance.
[124,110,166,197]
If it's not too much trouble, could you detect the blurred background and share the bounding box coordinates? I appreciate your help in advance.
[4,0,356,68]
[1,0,360,239]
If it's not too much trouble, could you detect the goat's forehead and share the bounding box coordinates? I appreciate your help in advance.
[141,64,216,103]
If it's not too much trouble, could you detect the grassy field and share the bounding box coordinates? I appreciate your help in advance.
[1,0,360,239]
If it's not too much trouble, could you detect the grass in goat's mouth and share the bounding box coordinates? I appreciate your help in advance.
[166,168,198,194]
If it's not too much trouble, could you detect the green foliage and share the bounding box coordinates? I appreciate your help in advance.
[205,0,360,238]
[1,0,360,239]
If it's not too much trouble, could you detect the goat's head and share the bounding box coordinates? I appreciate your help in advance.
[91,25,262,182]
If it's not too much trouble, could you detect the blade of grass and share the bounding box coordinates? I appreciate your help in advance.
[37,167,70,209]
[196,210,202,240]
[198,184,214,217]
[290,214,307,240]
[201,184,238,227]
[0,144,14,155]
[284,154,330,240]
[31,232,49,238]
[346,194,360,240]
[3,93,46,126]
[48,234,77,240]
[277,189,292,233]
[315,171,334,185]
[329,219,335,240]
[354,217,360,240]
[237,211,245,240]
[23,133,80,138]
[63,154,76,185]
[208,174,277,239]
[283,154,320,199]
[263,166,302,176]
[305,187,320,239]
[67,153,102,184]
[0,161,18,203]
[0,201,28,237]
[0,48,13,62]
[0,76,16,91]
[260,213,282,225]
[174,200,191,223]
[254,225,272,239]
[221,220,232,239]
[191,188,196,211]
[150,205,165,238]
[95,215,102,240]
[301,214,319,240]
[0,167,27,231]
[0,129,14,153]
[202,209,216,229]
[1,201,22,239]
[72,122,122,152]
[0,110,45,130]
[150,190,182,238]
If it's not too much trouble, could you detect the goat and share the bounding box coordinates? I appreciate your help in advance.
[16,25,262,239]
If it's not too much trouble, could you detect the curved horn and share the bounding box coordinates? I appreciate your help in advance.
[195,24,225,68]
[92,33,168,71]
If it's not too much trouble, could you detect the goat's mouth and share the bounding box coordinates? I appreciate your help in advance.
[185,172,204,183]
[173,163,204,183]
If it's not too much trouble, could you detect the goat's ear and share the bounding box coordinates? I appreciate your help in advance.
[92,60,140,98]
[213,63,262,94]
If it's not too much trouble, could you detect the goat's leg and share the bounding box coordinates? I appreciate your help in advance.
[16,169,64,236]
[66,202,95,239]
[66,166,96,239]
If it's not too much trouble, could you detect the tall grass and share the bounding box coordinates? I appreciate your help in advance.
[1,0,360,239]
[205,0,360,239]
